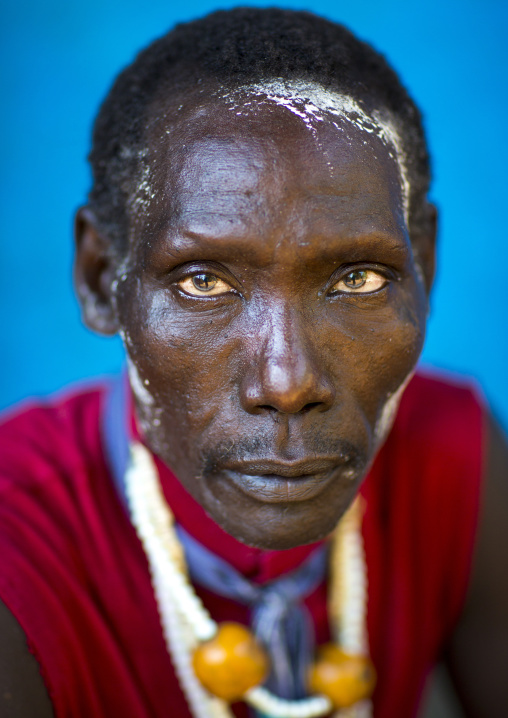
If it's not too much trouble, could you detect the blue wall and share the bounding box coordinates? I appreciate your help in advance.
[1,0,507,429]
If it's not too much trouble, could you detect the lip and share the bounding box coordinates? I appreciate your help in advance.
[221,457,346,503]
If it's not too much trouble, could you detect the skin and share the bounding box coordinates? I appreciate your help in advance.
[80,93,431,551]
[1,86,507,717]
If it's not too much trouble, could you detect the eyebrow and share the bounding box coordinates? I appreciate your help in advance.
[155,225,411,269]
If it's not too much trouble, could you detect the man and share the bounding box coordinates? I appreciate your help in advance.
[0,8,507,718]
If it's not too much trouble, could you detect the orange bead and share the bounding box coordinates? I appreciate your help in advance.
[308,644,376,709]
[192,622,270,702]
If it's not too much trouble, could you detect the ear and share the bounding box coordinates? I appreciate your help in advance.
[413,202,438,296]
[74,207,120,336]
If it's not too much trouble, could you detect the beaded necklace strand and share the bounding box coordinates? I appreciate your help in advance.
[125,441,375,718]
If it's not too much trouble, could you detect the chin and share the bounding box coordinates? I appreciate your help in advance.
[226,515,342,551]
[206,491,358,550]
[235,525,336,551]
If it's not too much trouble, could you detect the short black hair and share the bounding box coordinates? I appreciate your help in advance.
[88,7,431,253]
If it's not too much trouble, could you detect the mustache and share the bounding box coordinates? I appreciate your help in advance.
[199,434,363,477]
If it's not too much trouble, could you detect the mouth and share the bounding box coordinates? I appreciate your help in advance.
[220,457,350,503]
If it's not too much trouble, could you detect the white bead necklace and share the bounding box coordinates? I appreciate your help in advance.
[125,441,373,718]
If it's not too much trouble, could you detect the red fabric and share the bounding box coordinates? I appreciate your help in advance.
[0,371,484,718]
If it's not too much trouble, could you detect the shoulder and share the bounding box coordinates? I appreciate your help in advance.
[0,380,117,584]
[0,379,114,593]
[0,381,113,599]
[379,368,486,496]
[0,381,107,488]
[368,369,487,628]
[396,369,486,448]
[0,380,111,718]
[385,369,486,500]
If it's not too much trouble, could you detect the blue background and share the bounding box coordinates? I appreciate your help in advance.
[1,0,507,430]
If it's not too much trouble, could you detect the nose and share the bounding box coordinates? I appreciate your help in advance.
[239,305,335,415]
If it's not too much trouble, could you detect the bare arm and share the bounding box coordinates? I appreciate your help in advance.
[0,599,54,717]
[445,412,508,717]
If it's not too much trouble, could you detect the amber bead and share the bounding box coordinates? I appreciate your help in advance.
[192,622,270,701]
[308,644,376,709]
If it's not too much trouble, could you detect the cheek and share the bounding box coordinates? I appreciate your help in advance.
[325,284,426,423]
[119,283,241,439]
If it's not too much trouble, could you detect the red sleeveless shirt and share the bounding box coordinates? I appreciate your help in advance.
[0,371,485,717]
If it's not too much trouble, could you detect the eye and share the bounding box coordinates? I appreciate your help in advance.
[331,269,388,294]
[178,273,234,297]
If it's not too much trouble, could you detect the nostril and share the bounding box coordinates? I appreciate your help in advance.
[258,405,277,414]
[256,402,324,415]
[301,402,322,413]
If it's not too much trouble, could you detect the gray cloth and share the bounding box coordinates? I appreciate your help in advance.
[177,525,328,701]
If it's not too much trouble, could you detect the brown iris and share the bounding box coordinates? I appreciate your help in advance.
[192,274,217,292]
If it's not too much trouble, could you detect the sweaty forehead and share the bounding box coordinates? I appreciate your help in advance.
[147,96,407,243]
[173,137,268,216]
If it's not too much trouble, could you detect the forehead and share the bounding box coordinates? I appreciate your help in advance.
[221,80,409,211]
[140,86,408,252]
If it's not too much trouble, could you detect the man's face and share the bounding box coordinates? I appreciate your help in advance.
[111,91,429,550]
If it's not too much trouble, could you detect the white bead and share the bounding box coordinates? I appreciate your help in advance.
[246,687,331,718]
